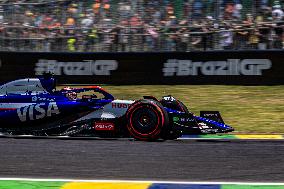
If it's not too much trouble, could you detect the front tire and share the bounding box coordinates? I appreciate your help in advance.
[126,99,169,141]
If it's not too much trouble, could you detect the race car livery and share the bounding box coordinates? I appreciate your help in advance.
[0,76,234,140]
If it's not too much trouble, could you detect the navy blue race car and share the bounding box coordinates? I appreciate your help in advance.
[0,76,234,140]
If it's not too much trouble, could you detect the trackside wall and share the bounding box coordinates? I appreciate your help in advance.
[0,51,283,85]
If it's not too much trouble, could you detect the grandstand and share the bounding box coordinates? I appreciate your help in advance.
[0,0,283,52]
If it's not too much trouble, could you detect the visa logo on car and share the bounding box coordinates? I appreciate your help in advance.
[17,102,60,122]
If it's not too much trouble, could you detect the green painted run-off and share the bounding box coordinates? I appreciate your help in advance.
[0,181,66,189]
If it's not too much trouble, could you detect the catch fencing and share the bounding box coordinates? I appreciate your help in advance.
[0,1,284,52]
[1,26,283,52]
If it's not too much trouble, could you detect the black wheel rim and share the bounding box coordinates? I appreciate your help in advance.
[131,107,159,134]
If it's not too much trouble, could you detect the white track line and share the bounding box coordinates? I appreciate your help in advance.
[0,178,283,185]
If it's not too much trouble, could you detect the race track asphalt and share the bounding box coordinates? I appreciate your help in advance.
[0,138,283,182]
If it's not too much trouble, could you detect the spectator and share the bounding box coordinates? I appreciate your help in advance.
[0,0,284,52]
[67,38,76,51]
[145,24,158,51]
[224,3,235,20]
[220,26,233,49]
[192,0,204,20]
[248,28,260,49]
[0,14,3,24]
[81,15,94,29]
[233,3,242,20]
[273,26,283,48]
[272,4,284,21]
[65,17,76,27]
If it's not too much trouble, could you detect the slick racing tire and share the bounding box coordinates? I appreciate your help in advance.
[126,99,169,141]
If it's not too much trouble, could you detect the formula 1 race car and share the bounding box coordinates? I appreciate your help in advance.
[0,76,234,140]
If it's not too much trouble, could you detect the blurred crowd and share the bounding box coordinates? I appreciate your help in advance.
[0,0,284,52]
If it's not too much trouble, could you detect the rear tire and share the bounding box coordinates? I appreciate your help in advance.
[126,99,169,141]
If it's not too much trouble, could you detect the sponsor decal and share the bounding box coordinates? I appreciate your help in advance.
[173,117,194,122]
[32,96,55,102]
[198,123,209,129]
[17,102,60,122]
[0,108,17,112]
[112,103,131,109]
[35,59,118,76]
[163,59,272,76]
[173,117,179,122]
[94,122,115,131]
[163,96,176,101]
[203,113,217,117]
[180,118,195,122]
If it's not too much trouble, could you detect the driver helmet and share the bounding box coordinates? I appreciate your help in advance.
[66,92,77,100]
